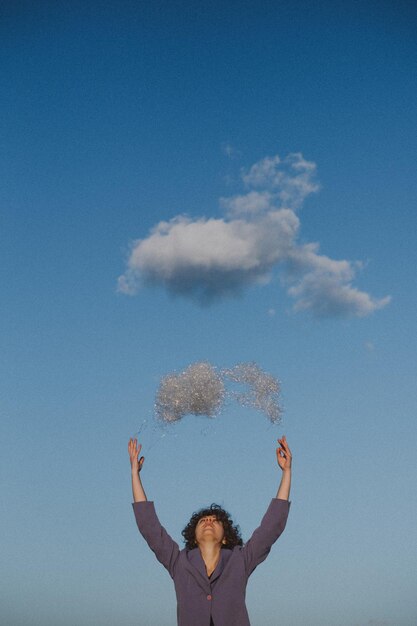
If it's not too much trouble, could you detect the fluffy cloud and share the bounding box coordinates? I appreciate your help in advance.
[285,243,390,317]
[241,152,320,208]
[118,152,390,317]
[118,209,299,303]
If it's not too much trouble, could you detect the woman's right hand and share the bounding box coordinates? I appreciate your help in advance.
[128,438,145,474]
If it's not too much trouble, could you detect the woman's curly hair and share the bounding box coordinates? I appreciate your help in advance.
[182,503,243,550]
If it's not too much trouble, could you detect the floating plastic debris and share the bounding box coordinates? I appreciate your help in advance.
[154,361,282,424]
[155,362,225,422]
[222,362,282,424]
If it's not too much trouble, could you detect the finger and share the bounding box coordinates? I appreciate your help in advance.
[280,439,290,454]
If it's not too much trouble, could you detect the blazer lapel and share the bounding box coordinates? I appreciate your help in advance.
[185,549,211,593]
[209,548,232,583]
[186,548,233,586]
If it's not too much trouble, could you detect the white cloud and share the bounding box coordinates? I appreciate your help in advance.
[118,209,299,303]
[284,242,390,317]
[118,152,390,318]
[220,191,274,217]
[241,152,320,209]
[288,271,390,318]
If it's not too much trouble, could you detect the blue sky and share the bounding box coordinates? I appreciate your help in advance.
[1,1,417,625]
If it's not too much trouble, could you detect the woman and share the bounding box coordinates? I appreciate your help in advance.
[128,436,292,626]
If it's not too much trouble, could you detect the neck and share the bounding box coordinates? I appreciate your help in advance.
[198,541,222,564]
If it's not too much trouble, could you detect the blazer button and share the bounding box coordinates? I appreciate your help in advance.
[207,594,212,600]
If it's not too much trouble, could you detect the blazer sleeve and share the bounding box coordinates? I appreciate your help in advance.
[242,498,291,576]
[132,501,180,579]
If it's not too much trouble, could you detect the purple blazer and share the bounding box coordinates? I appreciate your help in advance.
[132,498,290,626]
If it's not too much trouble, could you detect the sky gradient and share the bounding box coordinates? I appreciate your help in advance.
[1,2,417,625]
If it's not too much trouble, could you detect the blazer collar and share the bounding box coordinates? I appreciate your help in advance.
[186,547,232,586]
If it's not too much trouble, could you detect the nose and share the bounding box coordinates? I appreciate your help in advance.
[203,519,215,527]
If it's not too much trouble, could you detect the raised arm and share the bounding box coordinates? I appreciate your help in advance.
[128,438,179,578]
[128,438,147,502]
[242,436,292,576]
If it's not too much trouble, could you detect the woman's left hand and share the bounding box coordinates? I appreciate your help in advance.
[276,435,292,471]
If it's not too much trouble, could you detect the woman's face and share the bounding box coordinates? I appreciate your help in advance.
[194,515,225,546]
